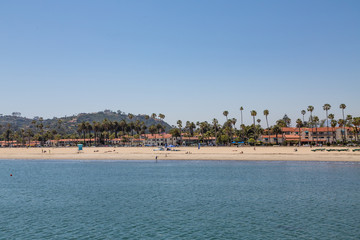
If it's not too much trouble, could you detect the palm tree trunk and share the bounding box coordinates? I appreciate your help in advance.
[89,130,92,146]
[253,116,256,139]
[241,110,243,125]
[342,109,346,143]
[326,110,329,144]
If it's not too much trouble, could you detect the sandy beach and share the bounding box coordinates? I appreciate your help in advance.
[0,146,359,161]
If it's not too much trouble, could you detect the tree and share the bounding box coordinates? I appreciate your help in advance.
[223,111,229,121]
[85,121,92,146]
[282,114,291,127]
[93,121,100,146]
[323,103,331,144]
[231,118,237,131]
[250,110,257,139]
[158,114,166,142]
[313,116,319,145]
[77,122,87,146]
[340,104,346,143]
[25,128,33,147]
[4,124,12,146]
[119,119,127,134]
[276,119,286,144]
[169,128,180,145]
[296,119,303,146]
[101,119,111,145]
[240,106,244,125]
[330,119,337,143]
[212,118,219,146]
[301,110,306,123]
[263,109,269,129]
[307,106,314,143]
[128,113,134,121]
[272,125,282,145]
[158,113,165,121]
[149,125,157,136]
[177,120,183,145]
[352,117,360,142]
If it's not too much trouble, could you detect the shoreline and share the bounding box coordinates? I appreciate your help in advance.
[0,146,359,162]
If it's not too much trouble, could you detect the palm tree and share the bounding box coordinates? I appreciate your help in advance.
[223,111,229,121]
[352,117,360,142]
[231,118,237,143]
[158,114,166,143]
[307,106,314,144]
[85,121,92,146]
[346,115,353,141]
[240,107,244,125]
[323,103,331,144]
[177,120,183,145]
[296,118,303,146]
[250,110,257,139]
[276,119,286,144]
[77,122,87,146]
[155,123,164,145]
[158,113,165,121]
[301,110,306,124]
[151,113,157,120]
[231,118,237,131]
[263,110,269,129]
[113,121,120,139]
[93,121,100,146]
[272,125,282,145]
[101,119,111,145]
[330,119,337,143]
[339,104,346,143]
[148,125,157,145]
[5,124,13,147]
[212,118,219,146]
[328,114,335,144]
[313,116,319,145]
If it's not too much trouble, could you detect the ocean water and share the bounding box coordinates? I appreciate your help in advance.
[0,160,359,240]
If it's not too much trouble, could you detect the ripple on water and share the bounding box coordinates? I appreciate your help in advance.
[0,160,360,239]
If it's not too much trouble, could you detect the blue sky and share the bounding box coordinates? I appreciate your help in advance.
[1,0,359,126]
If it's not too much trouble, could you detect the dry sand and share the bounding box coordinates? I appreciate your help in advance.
[0,146,359,161]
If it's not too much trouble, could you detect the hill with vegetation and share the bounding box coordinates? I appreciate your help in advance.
[0,110,172,141]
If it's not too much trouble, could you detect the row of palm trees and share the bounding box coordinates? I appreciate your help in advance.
[172,103,358,145]
[223,103,360,143]
[1,105,359,146]
[77,113,167,146]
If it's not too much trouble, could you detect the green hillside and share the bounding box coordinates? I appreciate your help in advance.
[0,110,172,137]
